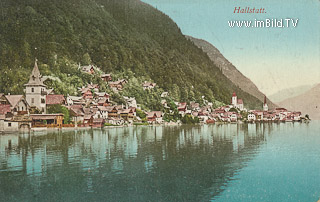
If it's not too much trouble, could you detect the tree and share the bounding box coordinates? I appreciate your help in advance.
[47,104,71,124]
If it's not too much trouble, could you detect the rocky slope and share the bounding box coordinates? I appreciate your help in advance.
[186,35,277,109]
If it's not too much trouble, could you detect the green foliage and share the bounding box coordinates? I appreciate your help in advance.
[104,123,115,126]
[47,104,70,124]
[136,109,146,119]
[0,0,262,109]
[181,114,199,124]
[229,108,239,113]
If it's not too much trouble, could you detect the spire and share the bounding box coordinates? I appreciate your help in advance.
[232,92,236,97]
[25,59,46,87]
[264,95,267,104]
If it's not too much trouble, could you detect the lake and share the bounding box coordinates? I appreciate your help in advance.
[0,122,319,202]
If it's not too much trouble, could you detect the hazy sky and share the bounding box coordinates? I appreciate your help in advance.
[142,0,320,95]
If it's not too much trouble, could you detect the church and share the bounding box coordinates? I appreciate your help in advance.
[24,60,48,113]
[231,92,244,111]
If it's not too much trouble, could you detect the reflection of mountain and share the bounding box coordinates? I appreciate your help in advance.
[0,125,271,201]
[277,84,320,120]
[186,36,277,109]
[269,84,314,103]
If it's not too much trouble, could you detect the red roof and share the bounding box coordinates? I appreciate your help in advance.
[237,99,243,104]
[232,92,236,97]
[0,104,11,115]
[46,94,66,105]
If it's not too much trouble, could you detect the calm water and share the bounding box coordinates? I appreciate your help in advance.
[0,122,319,202]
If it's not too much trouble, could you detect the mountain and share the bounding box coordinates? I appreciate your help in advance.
[277,84,320,120]
[0,0,263,109]
[268,85,314,103]
[186,36,277,109]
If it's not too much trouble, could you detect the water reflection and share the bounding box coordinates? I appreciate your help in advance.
[0,123,280,201]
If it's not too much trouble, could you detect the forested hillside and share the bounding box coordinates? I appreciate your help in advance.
[0,0,262,109]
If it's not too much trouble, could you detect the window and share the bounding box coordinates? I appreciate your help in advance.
[31,98,34,104]
[41,99,45,104]
[8,123,11,127]
[31,88,34,93]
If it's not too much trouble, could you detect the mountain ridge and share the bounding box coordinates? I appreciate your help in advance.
[0,0,263,109]
[186,35,277,109]
[277,83,320,120]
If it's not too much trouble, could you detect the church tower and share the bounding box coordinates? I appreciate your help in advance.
[232,92,237,107]
[263,95,268,111]
[25,60,47,113]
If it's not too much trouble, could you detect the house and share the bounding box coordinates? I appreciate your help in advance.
[147,111,163,124]
[81,88,93,100]
[46,94,66,106]
[24,60,47,113]
[83,114,94,127]
[119,108,134,123]
[92,118,105,128]
[142,81,156,90]
[0,105,11,116]
[230,113,238,122]
[95,92,110,100]
[30,114,64,128]
[123,97,137,108]
[106,106,119,118]
[293,112,302,121]
[97,97,109,107]
[97,106,109,119]
[248,113,256,121]
[1,95,29,115]
[109,79,127,91]
[101,74,112,82]
[0,115,32,132]
[66,96,85,106]
[81,65,95,74]
[189,102,200,112]
[107,117,124,125]
[161,92,169,98]
[69,105,85,124]
[177,103,187,115]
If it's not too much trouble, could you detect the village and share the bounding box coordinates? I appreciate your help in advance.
[0,61,305,132]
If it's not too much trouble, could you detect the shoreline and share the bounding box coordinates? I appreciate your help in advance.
[0,120,311,135]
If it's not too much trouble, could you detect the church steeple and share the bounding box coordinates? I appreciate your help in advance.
[263,95,268,111]
[25,59,46,87]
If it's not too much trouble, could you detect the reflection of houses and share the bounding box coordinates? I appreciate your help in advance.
[30,114,64,128]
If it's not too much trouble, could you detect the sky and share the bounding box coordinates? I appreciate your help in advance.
[142,0,320,95]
